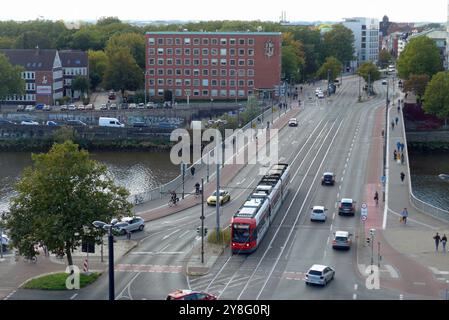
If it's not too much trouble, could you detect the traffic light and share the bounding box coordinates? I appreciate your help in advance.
[366,237,371,245]
[196,227,208,237]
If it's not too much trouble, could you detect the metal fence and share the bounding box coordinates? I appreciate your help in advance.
[402,111,449,222]
[129,104,284,205]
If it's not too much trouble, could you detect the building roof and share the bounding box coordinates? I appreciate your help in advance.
[145,31,281,36]
[58,50,88,68]
[0,48,57,70]
[409,29,447,41]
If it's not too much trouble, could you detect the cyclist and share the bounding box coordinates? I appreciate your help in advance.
[170,190,178,205]
[195,182,201,196]
[374,191,379,206]
[401,208,408,224]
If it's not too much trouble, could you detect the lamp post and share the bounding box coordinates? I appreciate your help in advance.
[358,75,362,101]
[383,80,389,203]
[209,98,213,120]
[92,220,117,301]
[200,178,205,264]
[327,69,331,97]
[144,71,147,105]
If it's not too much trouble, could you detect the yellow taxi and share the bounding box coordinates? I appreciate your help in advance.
[207,190,231,206]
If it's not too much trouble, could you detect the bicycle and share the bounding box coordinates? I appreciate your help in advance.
[23,255,37,263]
[134,195,144,205]
[168,197,179,207]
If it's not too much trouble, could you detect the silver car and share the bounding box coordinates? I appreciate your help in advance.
[112,216,145,235]
[305,264,335,286]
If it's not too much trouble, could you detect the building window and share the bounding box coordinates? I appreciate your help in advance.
[193,69,200,76]
[175,38,181,45]
[193,90,200,96]
[238,90,245,97]
[211,79,218,86]
[193,59,200,66]
[148,58,155,65]
[148,68,155,76]
[175,89,182,97]
[184,69,191,76]
[202,48,209,56]
[166,58,173,65]
[220,48,227,56]
[229,80,236,87]
[202,89,209,96]
[148,37,155,45]
[175,79,182,86]
[230,38,236,45]
[229,59,236,66]
[211,48,218,56]
[149,79,155,86]
[229,69,236,76]
[149,89,155,96]
[158,48,164,55]
[157,58,164,65]
[247,80,254,87]
[238,49,245,56]
[239,38,245,45]
[184,59,191,66]
[175,48,182,55]
[220,79,227,86]
[220,59,227,66]
[202,59,209,66]
[248,48,254,56]
[247,69,254,76]
[175,59,182,65]
[176,69,182,76]
[184,79,191,86]
[220,38,227,45]
[229,90,236,97]
[238,80,245,87]
[148,48,155,55]
[166,69,173,76]
[202,38,209,45]
[158,89,164,96]
[184,38,191,45]
[193,48,200,56]
[238,59,245,66]
[220,90,227,97]
[247,59,254,66]
[166,48,173,55]
[202,69,209,76]
[166,38,173,45]
[248,38,254,46]
[157,69,164,76]
[211,69,218,76]
[211,59,218,66]
[193,79,200,86]
[211,89,218,97]
[157,38,164,45]
[230,48,236,56]
[193,38,200,45]
[220,69,227,76]
[202,79,209,86]
[184,48,191,55]
[157,79,164,85]
[238,69,245,77]
[211,38,218,45]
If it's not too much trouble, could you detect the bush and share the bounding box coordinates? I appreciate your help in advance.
[207,228,231,246]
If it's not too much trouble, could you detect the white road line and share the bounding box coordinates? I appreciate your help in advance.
[354,284,358,290]
[399,294,404,300]
[384,264,399,279]
[178,230,191,239]
[162,229,181,240]
[159,243,171,252]
[353,293,357,300]
[333,213,336,219]
[70,293,78,300]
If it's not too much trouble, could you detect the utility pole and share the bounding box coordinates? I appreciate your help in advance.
[327,69,331,96]
[201,178,205,264]
[383,80,389,203]
[181,163,185,199]
[216,161,221,243]
[358,75,362,101]
[368,73,371,97]
[377,242,381,268]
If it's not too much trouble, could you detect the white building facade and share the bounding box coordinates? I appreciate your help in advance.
[342,17,380,69]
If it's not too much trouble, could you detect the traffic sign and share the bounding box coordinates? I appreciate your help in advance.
[361,203,368,209]
[381,176,386,185]
[361,203,368,217]
[361,215,367,221]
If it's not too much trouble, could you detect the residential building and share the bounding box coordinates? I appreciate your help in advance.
[145,31,282,101]
[0,48,63,105]
[408,29,448,69]
[59,50,89,100]
[342,18,380,69]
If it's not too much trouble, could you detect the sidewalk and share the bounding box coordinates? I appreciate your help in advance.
[357,90,449,299]
[0,239,137,300]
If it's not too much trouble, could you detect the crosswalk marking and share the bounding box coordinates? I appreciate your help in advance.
[115,264,182,274]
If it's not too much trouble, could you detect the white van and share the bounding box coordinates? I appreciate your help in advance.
[99,117,124,128]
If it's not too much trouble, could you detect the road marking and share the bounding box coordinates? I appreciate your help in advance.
[333,213,336,219]
[399,294,404,300]
[70,293,78,300]
[178,230,191,239]
[384,265,399,279]
[354,284,358,290]
[429,267,449,275]
[130,252,183,255]
[159,243,171,252]
[353,293,357,300]
[236,178,246,185]
[413,282,426,286]
[162,229,181,240]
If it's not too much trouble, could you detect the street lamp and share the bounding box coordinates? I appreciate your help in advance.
[143,71,148,105]
[92,219,117,301]
[210,98,213,120]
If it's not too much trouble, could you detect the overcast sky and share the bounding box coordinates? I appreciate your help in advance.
[0,0,447,23]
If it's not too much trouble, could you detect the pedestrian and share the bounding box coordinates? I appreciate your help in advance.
[401,208,408,224]
[397,141,401,152]
[401,153,405,165]
[190,166,195,177]
[442,234,447,252]
[374,191,379,206]
[394,149,398,161]
[400,172,405,184]
[381,130,384,138]
[127,230,132,240]
[43,245,48,257]
[434,233,441,251]
[395,117,399,125]
[401,143,405,152]
[391,121,395,130]
[397,102,401,112]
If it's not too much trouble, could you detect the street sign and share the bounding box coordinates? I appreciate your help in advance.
[381,176,386,185]
[361,203,368,217]
[361,215,367,221]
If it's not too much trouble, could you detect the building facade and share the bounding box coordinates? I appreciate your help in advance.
[0,48,64,105]
[342,18,379,68]
[145,32,282,101]
[59,50,89,100]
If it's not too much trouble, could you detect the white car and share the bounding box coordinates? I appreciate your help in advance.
[288,118,298,127]
[112,216,145,235]
[1,233,9,251]
[68,104,76,111]
[146,102,155,108]
[25,105,35,112]
[76,105,85,111]
[317,92,325,99]
[43,105,52,111]
[332,231,352,250]
[100,104,108,110]
[382,79,387,85]
[311,206,327,222]
[305,264,335,286]
[85,104,94,110]
[129,103,137,109]
[60,105,68,111]
[21,120,39,125]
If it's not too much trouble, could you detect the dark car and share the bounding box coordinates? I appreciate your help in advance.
[321,172,335,186]
[132,121,148,128]
[65,119,87,127]
[338,198,356,216]
[0,118,15,125]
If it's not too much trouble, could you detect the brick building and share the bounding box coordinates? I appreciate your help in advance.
[145,32,282,101]
[59,50,89,100]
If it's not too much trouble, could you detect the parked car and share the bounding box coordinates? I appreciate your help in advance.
[25,105,35,112]
[128,103,137,109]
[76,105,85,111]
[166,289,217,300]
[321,172,336,186]
[207,190,231,206]
[382,79,387,85]
[21,120,39,125]
[317,92,325,99]
[288,118,298,127]
[46,121,58,126]
[108,91,116,100]
[146,102,155,108]
[311,206,327,222]
[65,119,87,127]
[60,105,68,111]
[16,105,25,112]
[338,198,356,216]
[1,233,9,251]
[99,117,124,128]
[138,103,145,109]
[0,119,15,125]
[85,104,94,110]
[109,103,118,110]
[305,265,335,286]
[35,103,45,110]
[132,121,148,128]
[100,104,108,110]
[111,216,145,235]
[68,104,76,111]
[43,105,52,111]
[332,231,352,250]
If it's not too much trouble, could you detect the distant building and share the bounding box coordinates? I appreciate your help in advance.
[408,29,448,69]
[58,50,89,100]
[342,17,380,69]
[145,31,282,101]
[0,48,63,105]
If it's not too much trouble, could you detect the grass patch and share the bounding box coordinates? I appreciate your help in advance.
[207,228,231,246]
[23,272,101,290]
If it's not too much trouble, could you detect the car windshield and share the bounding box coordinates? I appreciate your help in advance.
[324,175,333,179]
[232,224,250,243]
[313,209,324,214]
[213,191,226,196]
[308,270,322,276]
[336,237,348,242]
[342,202,352,207]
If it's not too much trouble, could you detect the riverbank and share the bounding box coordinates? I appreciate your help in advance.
[408,141,449,152]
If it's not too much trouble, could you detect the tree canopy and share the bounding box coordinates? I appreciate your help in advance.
[423,71,449,126]
[0,53,25,101]
[397,36,442,80]
[322,24,355,65]
[357,62,381,83]
[404,74,430,99]
[316,56,342,81]
[5,141,132,265]
[378,49,393,68]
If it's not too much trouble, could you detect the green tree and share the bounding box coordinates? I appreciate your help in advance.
[404,74,430,101]
[423,71,449,127]
[106,33,145,69]
[103,46,143,95]
[316,56,342,81]
[323,24,355,65]
[282,46,303,83]
[52,126,75,143]
[378,49,392,68]
[71,28,103,51]
[0,53,25,111]
[5,141,132,266]
[397,36,442,80]
[71,76,89,98]
[88,50,108,90]
[357,62,381,83]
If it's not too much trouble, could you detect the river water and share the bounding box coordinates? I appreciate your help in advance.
[409,152,449,211]
[0,151,179,213]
